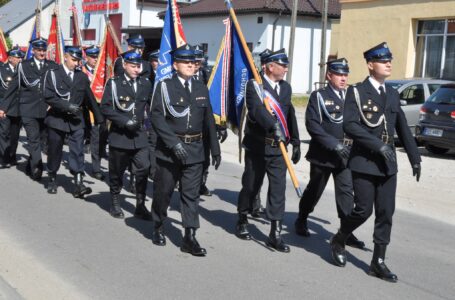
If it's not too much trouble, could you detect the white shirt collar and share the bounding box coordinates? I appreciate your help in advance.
[86,64,94,72]
[368,76,386,94]
[264,74,280,94]
[63,63,73,76]
[33,57,44,68]
[8,63,15,71]
[328,83,345,100]
[177,75,192,92]
[124,74,137,91]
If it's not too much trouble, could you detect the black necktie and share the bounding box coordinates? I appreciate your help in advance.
[339,91,344,101]
[68,71,73,82]
[39,61,43,71]
[184,80,191,97]
[379,86,386,102]
[129,79,136,94]
[274,84,278,95]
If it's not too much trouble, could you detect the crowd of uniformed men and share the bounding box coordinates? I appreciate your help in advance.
[0,33,421,282]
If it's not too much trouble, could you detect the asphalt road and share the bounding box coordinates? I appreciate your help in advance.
[0,139,454,300]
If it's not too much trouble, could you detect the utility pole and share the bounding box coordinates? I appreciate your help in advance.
[319,0,329,84]
[287,0,298,83]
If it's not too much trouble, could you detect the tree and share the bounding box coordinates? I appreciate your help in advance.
[0,0,11,7]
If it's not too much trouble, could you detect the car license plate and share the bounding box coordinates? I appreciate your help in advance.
[423,127,443,137]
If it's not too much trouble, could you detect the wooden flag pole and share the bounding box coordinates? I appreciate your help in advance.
[224,0,302,197]
[104,15,122,53]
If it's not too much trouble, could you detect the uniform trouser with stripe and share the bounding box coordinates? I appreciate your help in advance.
[298,163,354,220]
[22,117,45,171]
[47,127,85,174]
[108,146,149,195]
[340,171,396,245]
[237,150,287,221]
[152,159,202,228]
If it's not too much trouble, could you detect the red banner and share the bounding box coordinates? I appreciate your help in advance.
[46,14,64,64]
[0,28,8,63]
[91,25,119,103]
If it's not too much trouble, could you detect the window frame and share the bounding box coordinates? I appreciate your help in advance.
[415,19,455,78]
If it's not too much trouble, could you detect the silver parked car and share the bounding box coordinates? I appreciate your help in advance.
[386,79,454,135]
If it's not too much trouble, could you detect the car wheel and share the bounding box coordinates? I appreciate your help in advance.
[425,144,449,155]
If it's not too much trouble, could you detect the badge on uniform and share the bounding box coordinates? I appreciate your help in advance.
[366,113,373,119]
[373,106,378,112]
[335,105,340,110]
[196,96,207,101]
[368,99,372,105]
[125,96,130,101]
[180,97,184,103]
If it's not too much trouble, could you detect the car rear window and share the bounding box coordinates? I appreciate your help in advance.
[428,84,442,94]
[426,87,455,104]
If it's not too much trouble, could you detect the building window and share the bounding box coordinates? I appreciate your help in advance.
[246,42,253,52]
[415,19,455,79]
[257,16,263,24]
[82,29,96,41]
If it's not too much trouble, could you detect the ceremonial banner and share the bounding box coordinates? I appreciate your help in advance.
[90,24,119,102]
[25,19,39,60]
[0,28,8,63]
[26,0,42,60]
[70,1,83,46]
[46,13,65,64]
[208,18,253,134]
[155,0,187,82]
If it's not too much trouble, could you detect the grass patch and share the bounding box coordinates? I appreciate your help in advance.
[292,95,309,107]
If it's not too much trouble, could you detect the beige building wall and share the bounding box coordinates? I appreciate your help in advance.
[332,0,455,83]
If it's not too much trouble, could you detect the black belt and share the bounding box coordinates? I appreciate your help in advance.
[177,133,203,144]
[339,138,353,146]
[265,137,279,147]
[381,134,394,145]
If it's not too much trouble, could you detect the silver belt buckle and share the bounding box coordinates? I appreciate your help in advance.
[184,136,191,144]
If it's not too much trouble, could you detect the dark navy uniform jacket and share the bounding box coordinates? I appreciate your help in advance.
[101,75,152,150]
[242,75,300,156]
[0,59,58,119]
[0,63,19,117]
[151,74,220,165]
[343,77,421,176]
[305,86,345,168]
[44,65,104,133]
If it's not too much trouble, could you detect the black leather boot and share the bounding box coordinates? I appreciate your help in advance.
[31,160,43,181]
[235,214,251,240]
[151,222,166,246]
[346,233,365,249]
[294,217,310,237]
[134,194,153,221]
[47,173,58,194]
[181,228,206,256]
[368,244,398,282]
[128,174,136,195]
[110,194,124,219]
[199,173,212,196]
[72,173,92,198]
[267,220,290,253]
[330,230,349,267]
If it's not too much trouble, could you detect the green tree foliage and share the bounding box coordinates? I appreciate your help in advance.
[0,0,11,7]
[5,36,12,50]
